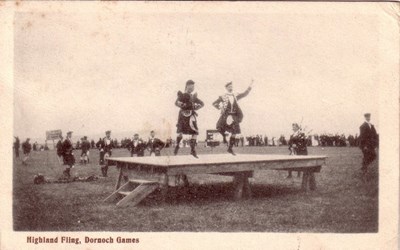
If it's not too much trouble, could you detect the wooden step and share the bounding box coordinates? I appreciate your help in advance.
[116,183,159,207]
[118,191,131,196]
[129,179,158,185]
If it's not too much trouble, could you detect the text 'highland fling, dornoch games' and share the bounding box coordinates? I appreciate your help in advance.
[26,236,139,245]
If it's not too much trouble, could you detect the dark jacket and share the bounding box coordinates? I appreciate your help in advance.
[62,138,74,156]
[81,140,91,153]
[147,137,165,155]
[97,137,114,153]
[56,140,63,156]
[288,131,308,155]
[212,88,251,123]
[175,91,204,112]
[128,139,146,156]
[359,122,378,150]
[62,138,75,166]
[22,141,31,154]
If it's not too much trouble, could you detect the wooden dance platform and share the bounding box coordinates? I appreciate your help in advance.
[104,154,327,207]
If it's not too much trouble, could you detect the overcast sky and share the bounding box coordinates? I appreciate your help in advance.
[14,9,380,142]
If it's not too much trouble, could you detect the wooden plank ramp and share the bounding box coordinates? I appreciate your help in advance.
[104,179,159,207]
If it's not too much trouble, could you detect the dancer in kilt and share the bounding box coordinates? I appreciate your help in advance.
[174,80,204,158]
[212,80,253,155]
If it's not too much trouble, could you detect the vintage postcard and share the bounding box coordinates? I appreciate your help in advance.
[0,1,399,250]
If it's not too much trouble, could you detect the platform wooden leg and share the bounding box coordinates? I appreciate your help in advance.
[104,181,131,202]
[301,171,310,191]
[116,183,158,207]
[233,172,252,200]
[243,177,252,198]
[114,166,124,190]
[161,173,169,202]
[309,172,316,190]
[181,174,189,187]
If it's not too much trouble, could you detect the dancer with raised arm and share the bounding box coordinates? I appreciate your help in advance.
[213,80,253,155]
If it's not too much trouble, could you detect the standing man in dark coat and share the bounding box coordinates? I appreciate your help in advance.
[62,131,75,177]
[14,136,20,158]
[212,80,253,155]
[174,80,204,158]
[98,130,114,177]
[147,130,165,156]
[128,133,146,157]
[287,123,308,178]
[56,136,64,163]
[359,113,378,173]
[21,138,31,165]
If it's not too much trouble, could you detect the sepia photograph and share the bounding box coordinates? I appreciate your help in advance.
[0,1,399,250]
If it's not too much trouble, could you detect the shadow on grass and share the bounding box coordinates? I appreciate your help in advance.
[140,182,301,207]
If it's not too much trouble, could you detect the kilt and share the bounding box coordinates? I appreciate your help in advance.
[177,110,198,135]
[100,150,111,165]
[64,153,75,167]
[361,147,376,169]
[216,114,241,134]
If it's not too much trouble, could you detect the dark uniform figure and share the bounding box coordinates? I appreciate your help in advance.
[212,80,253,155]
[174,80,204,158]
[80,136,91,164]
[128,133,146,157]
[359,113,378,173]
[14,136,20,158]
[62,131,75,177]
[56,136,64,163]
[287,123,308,178]
[22,138,31,165]
[147,131,165,156]
[97,130,114,177]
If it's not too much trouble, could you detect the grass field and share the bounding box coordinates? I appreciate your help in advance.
[13,145,378,232]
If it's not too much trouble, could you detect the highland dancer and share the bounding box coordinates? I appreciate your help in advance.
[212,80,253,155]
[174,80,204,158]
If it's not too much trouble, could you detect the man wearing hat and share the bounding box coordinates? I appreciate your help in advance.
[128,133,146,157]
[359,113,378,173]
[80,136,91,164]
[287,123,308,178]
[147,130,165,156]
[97,130,114,177]
[21,138,32,165]
[212,80,253,155]
[62,131,75,177]
[174,79,204,158]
